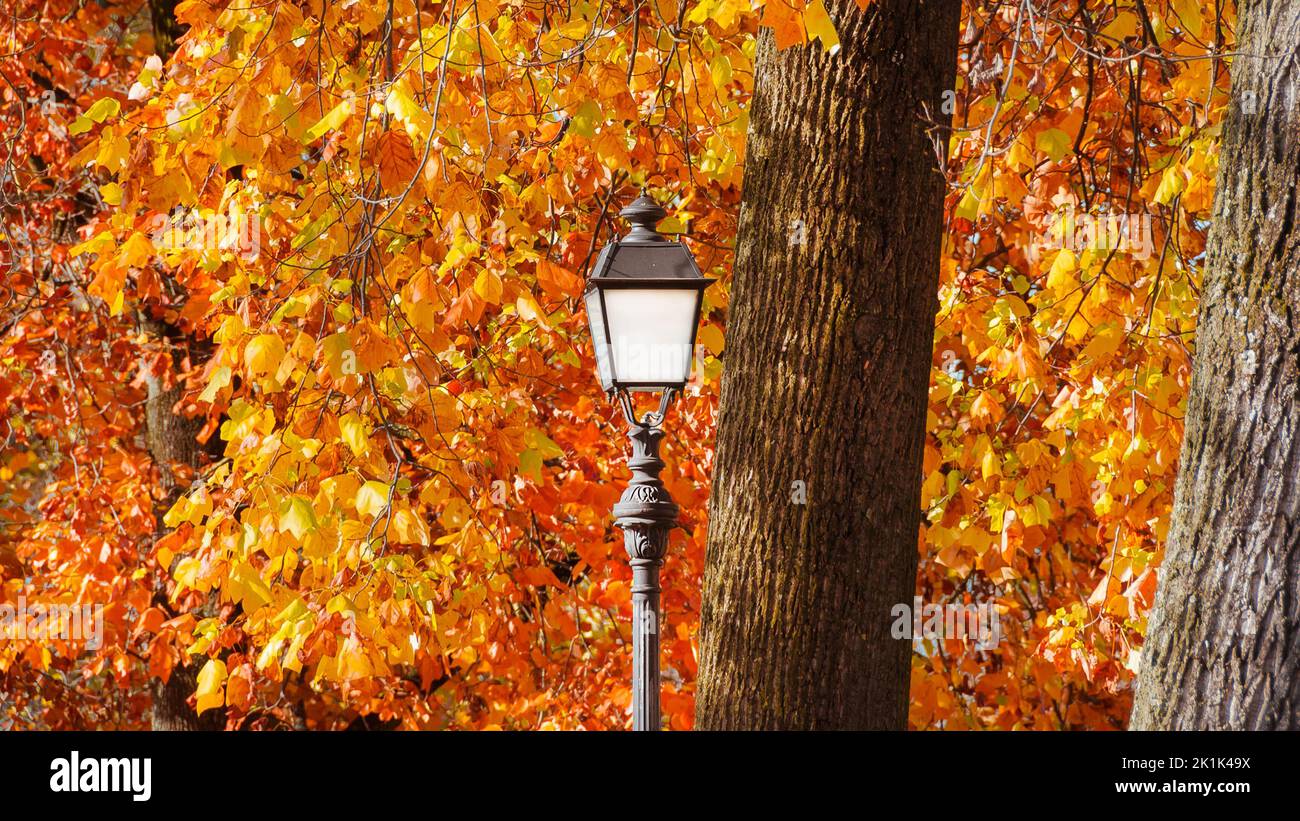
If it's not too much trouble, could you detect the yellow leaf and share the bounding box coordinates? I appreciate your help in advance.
[1046,249,1077,292]
[245,333,286,377]
[321,332,355,379]
[185,486,212,525]
[1081,325,1123,362]
[1007,137,1035,172]
[69,231,114,258]
[385,82,434,139]
[199,365,232,403]
[229,562,272,611]
[393,507,431,546]
[356,480,391,518]
[554,18,589,39]
[326,594,358,616]
[195,658,226,715]
[1033,495,1053,525]
[710,55,732,89]
[473,268,503,305]
[70,96,121,133]
[1034,128,1072,162]
[1102,10,1139,40]
[163,495,190,529]
[698,323,725,355]
[1154,164,1186,205]
[305,99,353,143]
[174,556,203,590]
[334,635,376,681]
[119,231,155,268]
[515,294,549,329]
[804,0,840,52]
[440,497,471,530]
[339,412,370,458]
[95,131,130,172]
[955,187,982,220]
[279,495,317,540]
[1172,0,1203,32]
[982,448,1000,479]
[685,0,716,25]
[86,97,121,122]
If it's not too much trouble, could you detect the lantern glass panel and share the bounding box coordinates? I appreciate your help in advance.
[601,287,701,388]
[583,288,615,390]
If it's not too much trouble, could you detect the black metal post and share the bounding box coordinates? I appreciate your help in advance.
[612,390,678,731]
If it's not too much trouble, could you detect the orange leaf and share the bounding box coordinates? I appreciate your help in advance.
[377,129,420,195]
[536,259,582,301]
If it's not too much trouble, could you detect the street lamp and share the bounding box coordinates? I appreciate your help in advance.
[582,191,713,731]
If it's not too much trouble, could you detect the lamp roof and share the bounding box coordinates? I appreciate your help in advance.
[585,192,712,285]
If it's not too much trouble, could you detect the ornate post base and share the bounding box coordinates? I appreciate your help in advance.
[612,391,678,732]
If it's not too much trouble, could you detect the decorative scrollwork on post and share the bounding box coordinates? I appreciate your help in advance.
[627,483,667,506]
[622,524,669,561]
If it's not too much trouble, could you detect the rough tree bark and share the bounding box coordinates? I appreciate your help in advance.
[695,0,960,729]
[1130,1,1300,730]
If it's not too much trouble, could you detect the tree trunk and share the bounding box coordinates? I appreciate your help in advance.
[695,0,960,730]
[150,657,223,731]
[148,0,188,58]
[138,0,221,734]
[1130,0,1300,730]
[142,320,225,731]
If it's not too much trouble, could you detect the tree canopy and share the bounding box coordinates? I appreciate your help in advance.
[0,0,1231,729]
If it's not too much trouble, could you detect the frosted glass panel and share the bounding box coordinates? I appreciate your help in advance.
[583,289,614,389]
[602,288,699,386]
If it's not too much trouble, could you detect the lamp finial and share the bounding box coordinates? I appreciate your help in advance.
[620,192,668,241]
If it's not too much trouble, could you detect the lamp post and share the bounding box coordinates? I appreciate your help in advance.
[582,191,712,731]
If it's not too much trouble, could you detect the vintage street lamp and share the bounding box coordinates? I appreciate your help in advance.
[582,191,712,731]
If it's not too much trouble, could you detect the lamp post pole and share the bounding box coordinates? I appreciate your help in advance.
[582,190,710,731]
[612,389,678,731]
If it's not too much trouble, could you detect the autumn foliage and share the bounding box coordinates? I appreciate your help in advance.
[1,0,1231,729]
[918,0,1231,728]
